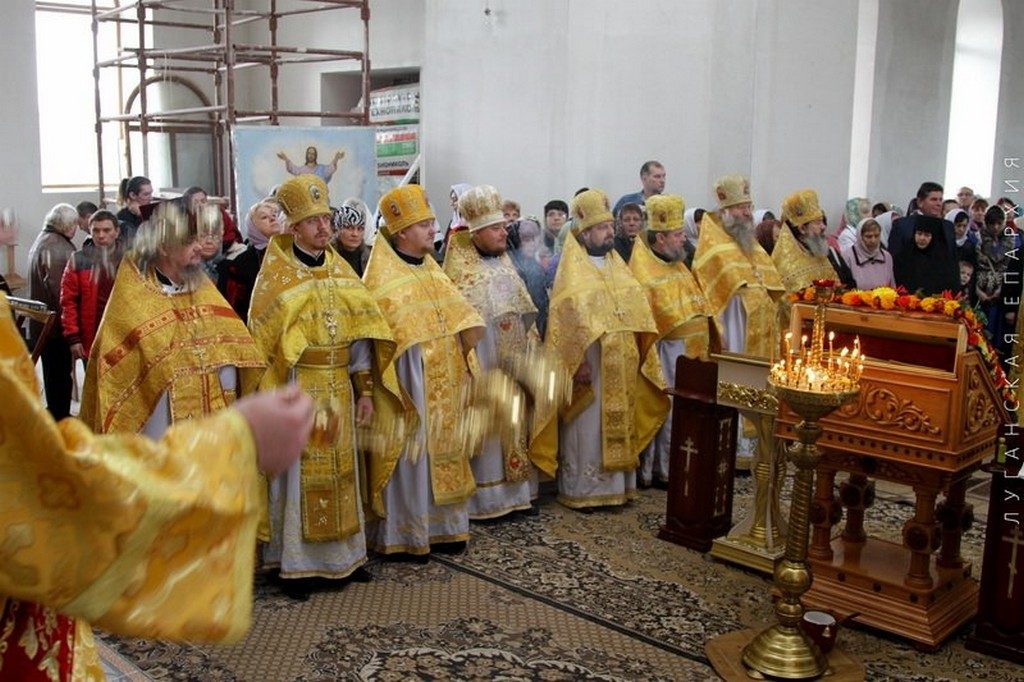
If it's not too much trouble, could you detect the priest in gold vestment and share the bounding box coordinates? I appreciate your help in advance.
[629,194,712,487]
[247,175,401,593]
[771,189,841,292]
[692,175,784,359]
[691,175,783,467]
[0,292,313,682]
[531,189,668,509]
[80,201,265,437]
[446,185,539,520]
[365,185,486,555]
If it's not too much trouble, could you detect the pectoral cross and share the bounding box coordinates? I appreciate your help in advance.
[193,344,207,369]
[680,437,698,496]
[324,310,338,339]
[1004,525,1024,599]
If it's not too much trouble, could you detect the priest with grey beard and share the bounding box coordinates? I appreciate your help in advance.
[79,199,265,438]
[691,175,784,470]
[771,189,853,292]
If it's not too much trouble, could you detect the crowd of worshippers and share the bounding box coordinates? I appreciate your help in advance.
[14,163,1022,600]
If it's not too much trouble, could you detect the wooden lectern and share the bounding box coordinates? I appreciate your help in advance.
[966,435,1024,664]
[659,356,738,552]
[776,304,1008,649]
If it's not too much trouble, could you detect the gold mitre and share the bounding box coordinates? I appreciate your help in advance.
[646,194,686,232]
[714,174,751,209]
[276,174,331,226]
[379,184,435,238]
[781,189,824,226]
[571,188,614,235]
[458,185,505,232]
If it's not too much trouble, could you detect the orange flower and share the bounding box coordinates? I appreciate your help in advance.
[802,287,815,302]
[841,291,862,306]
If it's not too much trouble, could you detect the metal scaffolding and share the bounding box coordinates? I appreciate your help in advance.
[91,0,371,213]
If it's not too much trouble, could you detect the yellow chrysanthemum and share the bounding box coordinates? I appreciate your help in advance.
[943,299,960,316]
[919,297,938,313]
[874,287,897,310]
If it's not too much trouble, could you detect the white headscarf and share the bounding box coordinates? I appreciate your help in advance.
[874,211,896,246]
[683,208,700,246]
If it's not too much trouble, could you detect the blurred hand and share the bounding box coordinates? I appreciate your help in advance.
[276,151,288,161]
[69,343,86,362]
[234,384,314,476]
[355,395,374,426]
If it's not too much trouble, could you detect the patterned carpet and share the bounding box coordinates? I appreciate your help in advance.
[100,475,1017,681]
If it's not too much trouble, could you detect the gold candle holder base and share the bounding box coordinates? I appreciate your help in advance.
[739,385,859,680]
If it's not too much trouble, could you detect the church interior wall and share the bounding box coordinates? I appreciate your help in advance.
[2,0,1021,279]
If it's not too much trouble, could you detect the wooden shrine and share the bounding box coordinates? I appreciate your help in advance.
[776,303,1009,649]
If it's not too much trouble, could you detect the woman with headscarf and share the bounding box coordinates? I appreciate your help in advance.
[217,198,282,323]
[832,197,871,252]
[840,217,894,290]
[946,207,977,264]
[893,216,959,295]
[331,204,370,277]
[439,182,473,252]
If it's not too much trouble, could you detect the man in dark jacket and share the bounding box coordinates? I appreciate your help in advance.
[28,203,79,419]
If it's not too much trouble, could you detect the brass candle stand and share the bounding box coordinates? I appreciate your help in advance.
[740,384,859,678]
[741,281,862,679]
[706,281,863,680]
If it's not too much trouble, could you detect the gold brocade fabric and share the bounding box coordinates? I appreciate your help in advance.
[629,237,712,358]
[692,213,784,358]
[442,231,537,330]
[0,293,261,649]
[363,237,486,506]
[771,224,839,293]
[79,260,265,435]
[443,232,536,481]
[529,236,669,477]
[248,235,402,536]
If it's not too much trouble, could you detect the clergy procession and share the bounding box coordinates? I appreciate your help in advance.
[3,161,1023,679]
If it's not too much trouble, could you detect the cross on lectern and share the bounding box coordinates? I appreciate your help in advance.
[1004,524,1024,599]
[680,437,698,496]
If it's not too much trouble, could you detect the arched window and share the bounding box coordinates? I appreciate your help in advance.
[944,0,1003,197]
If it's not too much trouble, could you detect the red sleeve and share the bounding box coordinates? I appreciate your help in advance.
[60,256,82,345]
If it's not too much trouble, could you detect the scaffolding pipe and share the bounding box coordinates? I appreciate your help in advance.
[92,0,373,214]
[92,0,104,203]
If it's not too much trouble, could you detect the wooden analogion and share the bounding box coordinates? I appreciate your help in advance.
[775,303,1008,649]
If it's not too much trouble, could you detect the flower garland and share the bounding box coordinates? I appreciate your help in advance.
[789,285,1018,411]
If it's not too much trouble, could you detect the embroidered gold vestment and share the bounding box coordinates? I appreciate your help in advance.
[363,237,486,506]
[442,231,538,481]
[79,260,265,434]
[771,224,839,292]
[248,235,401,538]
[0,293,263,681]
[629,237,712,359]
[530,235,669,478]
[691,213,784,358]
